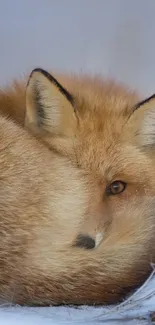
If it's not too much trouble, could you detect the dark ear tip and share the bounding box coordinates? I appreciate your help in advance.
[27,68,51,88]
[29,68,50,80]
[27,67,74,106]
[31,67,45,74]
[133,93,155,112]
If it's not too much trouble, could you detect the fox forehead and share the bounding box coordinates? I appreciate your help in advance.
[55,74,140,145]
[56,74,139,117]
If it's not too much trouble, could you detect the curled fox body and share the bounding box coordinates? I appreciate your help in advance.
[0,69,154,305]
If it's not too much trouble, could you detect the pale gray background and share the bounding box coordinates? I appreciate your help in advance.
[0,0,155,96]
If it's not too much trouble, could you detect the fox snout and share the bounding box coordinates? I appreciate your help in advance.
[74,232,104,249]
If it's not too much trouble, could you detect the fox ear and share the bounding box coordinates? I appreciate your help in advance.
[127,94,155,147]
[25,68,77,137]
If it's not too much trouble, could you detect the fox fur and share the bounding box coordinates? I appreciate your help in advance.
[0,69,154,306]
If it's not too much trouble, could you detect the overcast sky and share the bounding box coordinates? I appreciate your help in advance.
[0,0,155,96]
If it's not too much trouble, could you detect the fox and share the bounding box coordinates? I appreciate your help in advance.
[0,68,154,306]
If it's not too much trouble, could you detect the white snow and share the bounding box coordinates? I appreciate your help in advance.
[0,271,155,325]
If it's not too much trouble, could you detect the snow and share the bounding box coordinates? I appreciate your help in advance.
[0,271,155,325]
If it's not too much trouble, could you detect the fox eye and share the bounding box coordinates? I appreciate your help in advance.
[106,181,127,196]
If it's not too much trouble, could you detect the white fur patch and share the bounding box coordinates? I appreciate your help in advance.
[95,232,104,247]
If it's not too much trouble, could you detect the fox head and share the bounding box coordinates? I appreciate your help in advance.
[0,68,155,306]
[25,68,155,243]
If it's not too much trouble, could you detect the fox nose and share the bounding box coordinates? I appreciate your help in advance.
[74,232,104,250]
[74,234,95,249]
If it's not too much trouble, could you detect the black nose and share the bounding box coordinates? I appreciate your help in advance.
[74,234,95,249]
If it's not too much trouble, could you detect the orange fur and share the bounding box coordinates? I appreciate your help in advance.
[0,69,154,306]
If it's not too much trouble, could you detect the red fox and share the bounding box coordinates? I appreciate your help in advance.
[0,68,154,306]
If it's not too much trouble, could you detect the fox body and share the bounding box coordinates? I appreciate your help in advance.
[0,69,154,305]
